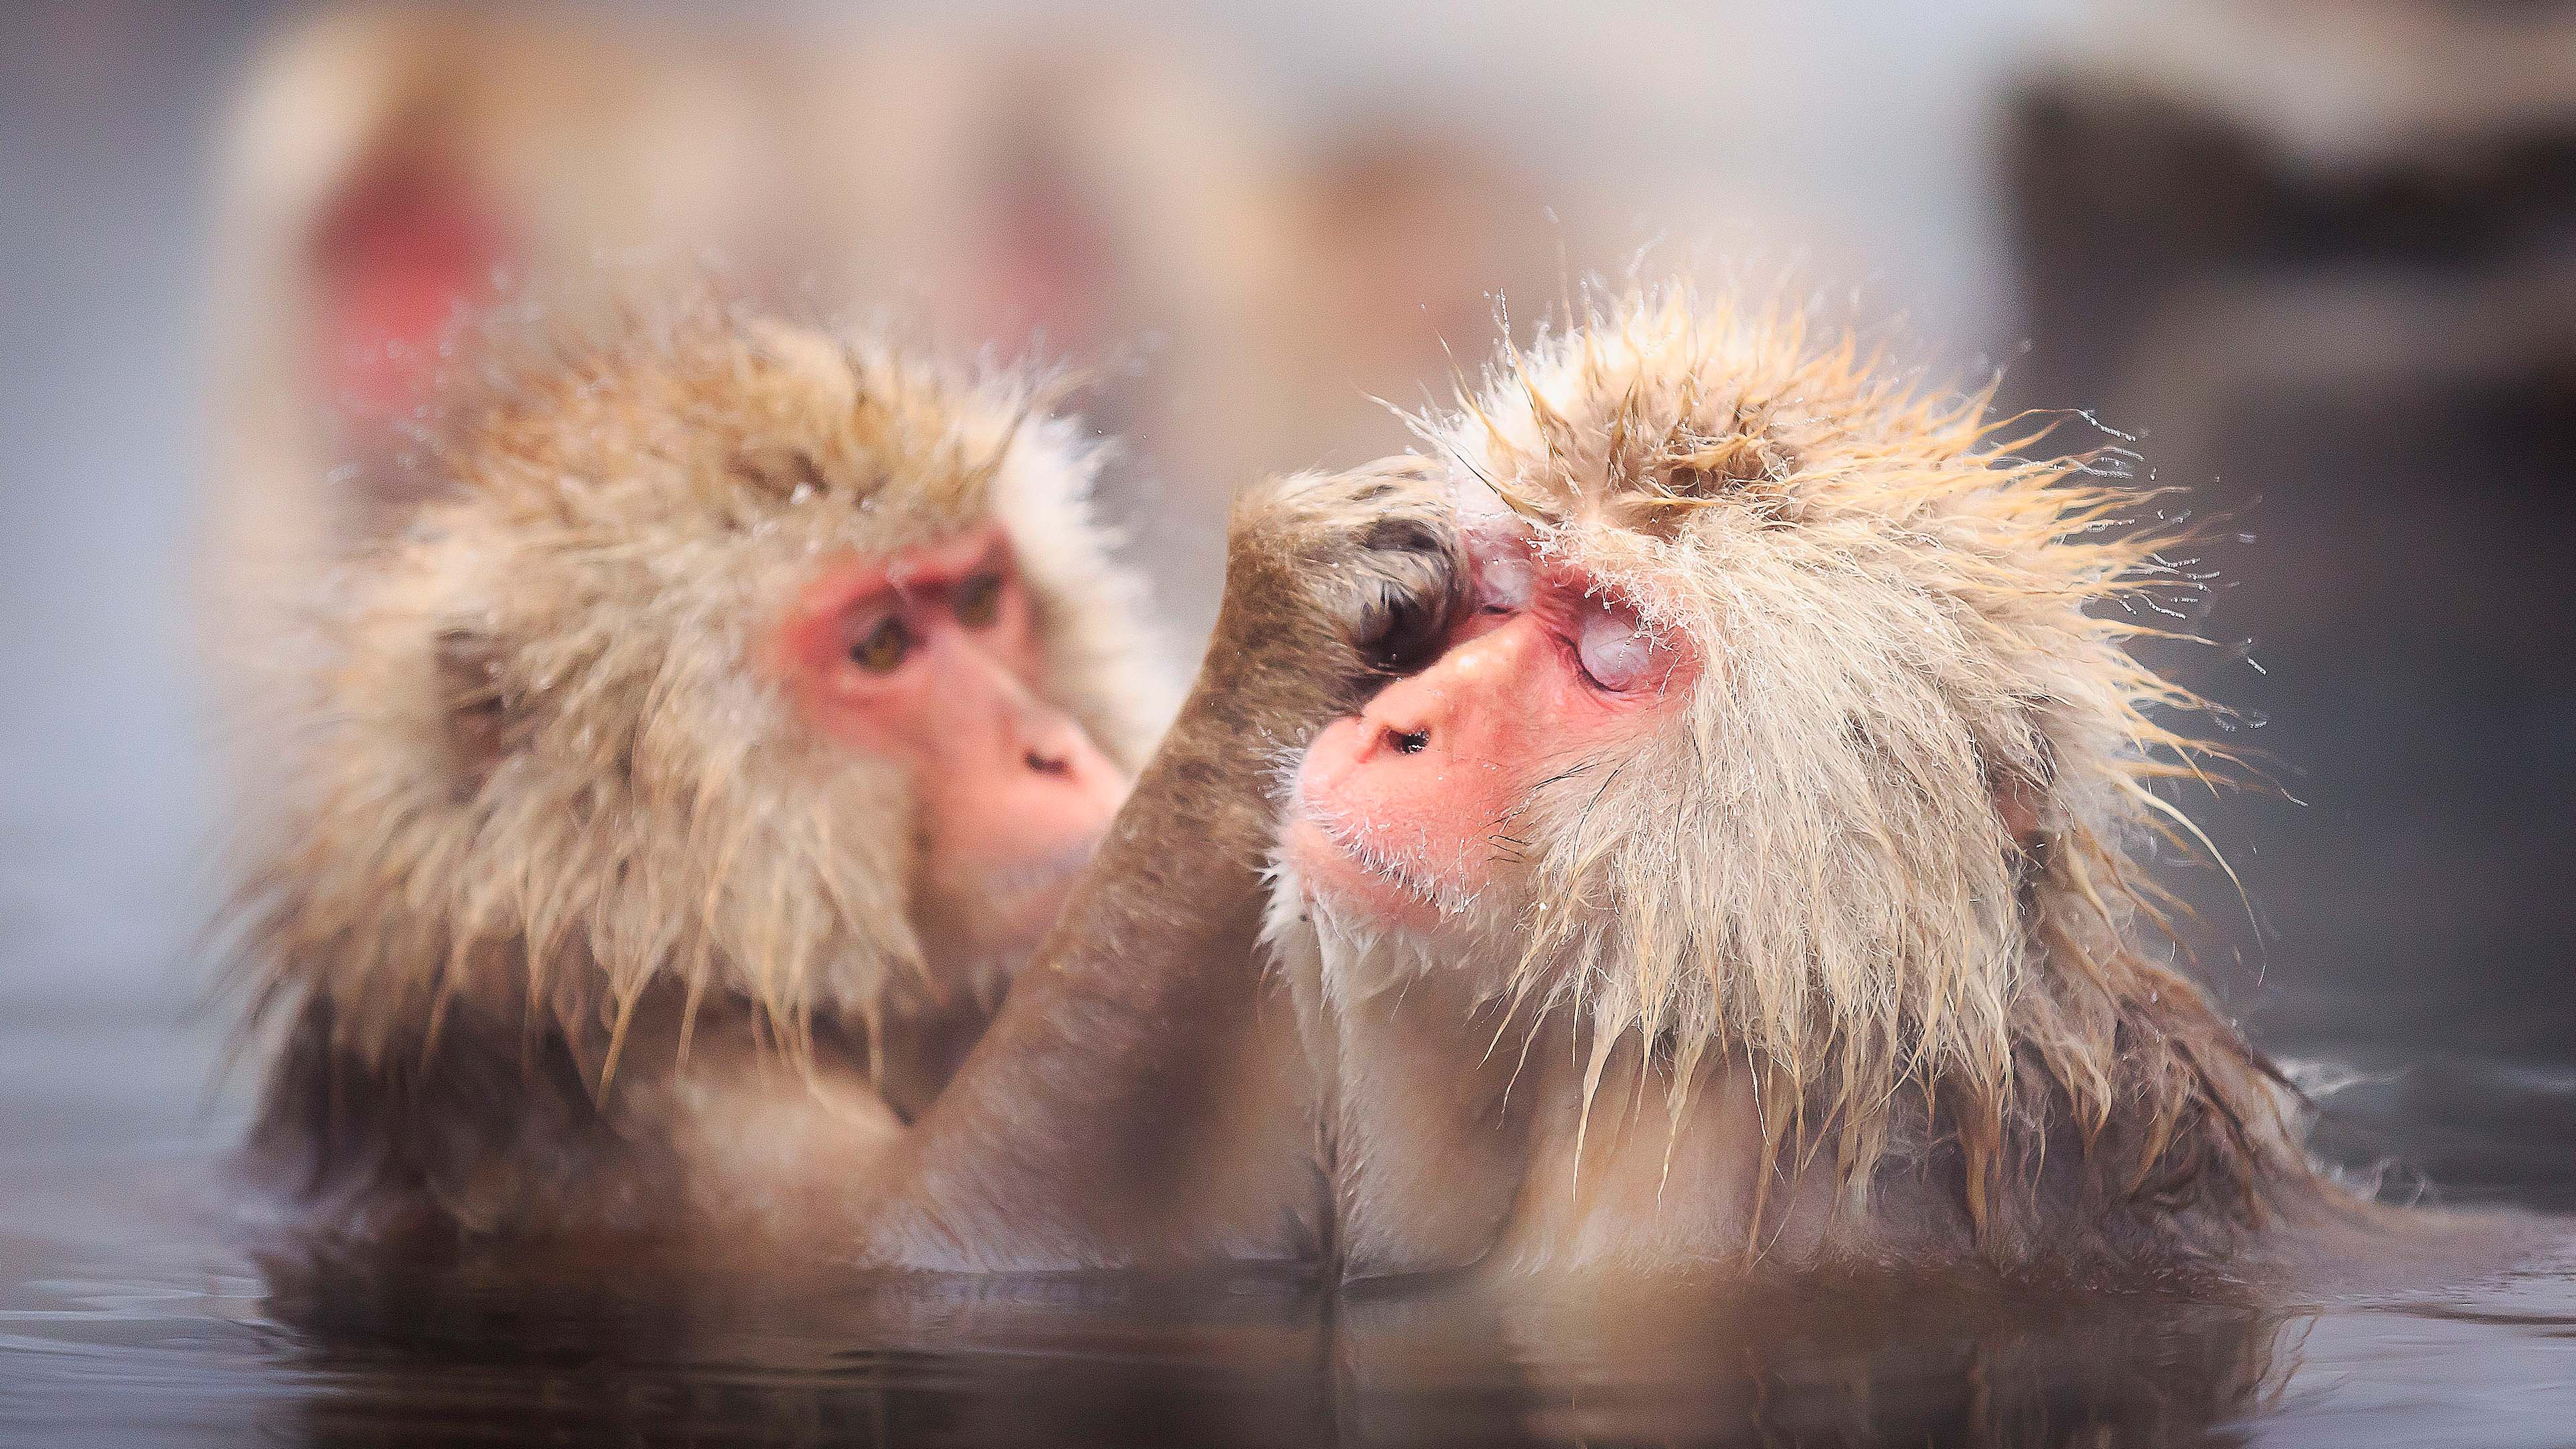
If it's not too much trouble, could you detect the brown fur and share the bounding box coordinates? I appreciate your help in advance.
[228,299,1169,1244]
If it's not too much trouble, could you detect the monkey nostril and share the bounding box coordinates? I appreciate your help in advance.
[1388,728,1430,757]
[1025,748,1071,777]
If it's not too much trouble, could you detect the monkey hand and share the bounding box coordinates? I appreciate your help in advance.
[1217,463,1468,720]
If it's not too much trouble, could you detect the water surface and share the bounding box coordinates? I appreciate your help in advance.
[3,1014,2571,1446]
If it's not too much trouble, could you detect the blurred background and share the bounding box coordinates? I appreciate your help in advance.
[1,0,2570,1204]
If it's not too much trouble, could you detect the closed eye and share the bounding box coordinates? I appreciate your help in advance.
[1573,604,1656,693]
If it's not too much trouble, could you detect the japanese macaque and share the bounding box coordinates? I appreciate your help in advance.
[231,301,1169,1246]
[842,288,2381,1284]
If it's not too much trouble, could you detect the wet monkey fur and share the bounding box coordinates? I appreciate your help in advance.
[1260,292,2320,1276]
[231,301,1168,1247]
[232,285,2432,1284]
[841,288,2394,1283]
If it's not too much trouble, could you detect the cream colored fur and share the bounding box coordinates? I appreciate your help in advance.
[1269,288,2316,1263]
[230,301,1172,1078]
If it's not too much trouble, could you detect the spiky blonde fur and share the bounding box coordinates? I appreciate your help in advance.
[232,299,1169,1083]
[1287,288,2316,1261]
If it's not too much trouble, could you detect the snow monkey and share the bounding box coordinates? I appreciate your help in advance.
[233,301,1169,1246]
[839,288,2370,1283]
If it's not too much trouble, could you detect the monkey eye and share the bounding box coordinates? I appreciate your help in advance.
[951,570,1006,629]
[850,614,914,674]
[1574,603,1657,692]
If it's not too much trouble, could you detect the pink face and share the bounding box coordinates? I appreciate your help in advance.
[771,527,1128,955]
[1286,533,1697,926]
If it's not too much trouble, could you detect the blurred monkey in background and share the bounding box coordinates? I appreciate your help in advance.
[197,3,1556,710]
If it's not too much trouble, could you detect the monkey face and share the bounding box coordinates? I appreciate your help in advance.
[1286,534,1694,926]
[770,525,1128,964]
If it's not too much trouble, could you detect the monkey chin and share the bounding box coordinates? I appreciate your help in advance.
[920,835,1110,981]
[1279,812,1446,932]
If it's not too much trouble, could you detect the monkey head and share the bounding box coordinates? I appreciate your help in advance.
[1277,290,2294,1220]
[239,304,1168,1067]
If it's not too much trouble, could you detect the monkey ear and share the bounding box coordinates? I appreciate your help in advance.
[296,152,513,543]
[1980,719,2057,854]
[297,152,515,544]
[433,627,527,782]
[1997,773,2047,850]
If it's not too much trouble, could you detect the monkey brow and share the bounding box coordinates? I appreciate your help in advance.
[876,533,1012,603]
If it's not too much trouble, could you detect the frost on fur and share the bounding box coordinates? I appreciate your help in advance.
[225,298,1169,1080]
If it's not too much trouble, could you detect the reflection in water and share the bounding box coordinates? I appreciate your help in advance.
[51,1211,2310,1448]
[8,1108,2573,1448]
[1332,1273,2297,1448]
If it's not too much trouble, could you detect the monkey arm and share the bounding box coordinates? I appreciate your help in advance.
[853,466,1465,1271]
[855,669,1312,1270]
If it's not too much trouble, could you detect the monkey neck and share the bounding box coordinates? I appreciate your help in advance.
[246,982,905,1247]
[1287,934,1529,1279]
[582,975,990,1132]
[1289,920,1862,1281]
